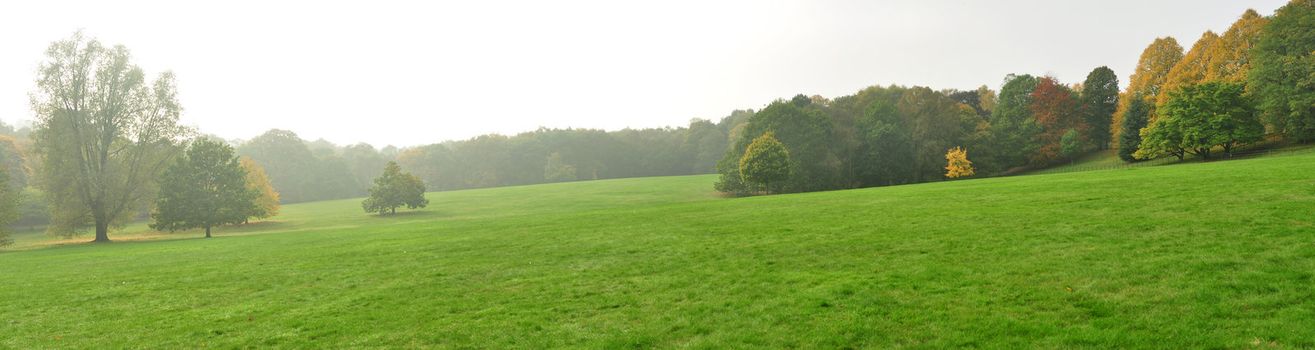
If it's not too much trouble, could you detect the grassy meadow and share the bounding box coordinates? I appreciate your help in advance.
[2,151,1315,348]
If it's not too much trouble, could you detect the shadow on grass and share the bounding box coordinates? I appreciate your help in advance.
[364,209,448,220]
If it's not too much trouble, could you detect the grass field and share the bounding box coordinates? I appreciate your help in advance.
[2,151,1314,348]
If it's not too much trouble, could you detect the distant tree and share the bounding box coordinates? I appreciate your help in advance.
[738,132,791,194]
[1205,9,1268,83]
[0,167,18,247]
[238,129,356,203]
[30,32,192,242]
[989,74,1042,171]
[363,161,428,215]
[15,187,51,231]
[1060,129,1082,164]
[944,147,975,178]
[543,152,577,182]
[1118,96,1151,162]
[1079,67,1119,149]
[342,143,388,193]
[1114,37,1183,143]
[151,139,256,238]
[1136,82,1262,160]
[902,87,972,181]
[1250,0,1315,139]
[240,157,280,222]
[716,98,834,194]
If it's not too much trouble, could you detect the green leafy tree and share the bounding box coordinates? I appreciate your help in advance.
[989,74,1042,171]
[1249,0,1315,139]
[1079,67,1120,149]
[151,139,256,238]
[30,32,191,242]
[543,152,577,182]
[1115,37,1183,144]
[1060,129,1082,164]
[1118,96,1151,162]
[363,161,429,215]
[1136,82,1262,160]
[738,132,791,194]
[716,97,835,194]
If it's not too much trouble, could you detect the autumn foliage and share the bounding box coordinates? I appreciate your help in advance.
[944,147,975,178]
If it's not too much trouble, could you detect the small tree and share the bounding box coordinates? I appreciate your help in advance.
[240,157,280,223]
[363,161,429,215]
[1060,129,1082,164]
[738,132,791,194]
[151,139,257,238]
[944,147,975,178]
[0,167,19,247]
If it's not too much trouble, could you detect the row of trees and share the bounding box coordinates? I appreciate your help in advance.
[1118,3,1314,162]
[713,67,1121,195]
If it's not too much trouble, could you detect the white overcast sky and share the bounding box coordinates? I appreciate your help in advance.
[0,0,1289,148]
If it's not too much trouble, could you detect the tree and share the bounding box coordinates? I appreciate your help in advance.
[1136,82,1262,160]
[902,87,972,182]
[1060,129,1082,164]
[30,32,192,242]
[240,157,280,222]
[716,98,834,194]
[1118,96,1151,162]
[989,74,1042,172]
[1079,67,1120,149]
[1114,37,1183,144]
[738,132,791,194]
[944,147,974,178]
[543,152,577,182]
[1250,0,1315,139]
[363,161,428,215]
[1158,31,1221,107]
[1030,77,1085,166]
[151,139,256,238]
[0,167,18,247]
[1205,9,1269,83]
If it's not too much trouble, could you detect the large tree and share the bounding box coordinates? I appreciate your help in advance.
[1158,31,1221,107]
[1030,77,1085,166]
[1114,37,1183,144]
[1205,9,1268,83]
[1079,67,1120,149]
[1136,82,1263,160]
[1250,0,1315,139]
[151,139,256,238]
[989,74,1041,172]
[30,32,191,242]
[363,161,429,215]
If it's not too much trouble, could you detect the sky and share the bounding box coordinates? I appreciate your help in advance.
[0,0,1291,148]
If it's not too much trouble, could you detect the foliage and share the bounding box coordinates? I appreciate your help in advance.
[944,147,974,178]
[237,129,359,203]
[362,161,428,215]
[151,139,257,238]
[1030,77,1085,166]
[0,167,17,247]
[716,97,836,194]
[1079,67,1120,149]
[1136,82,1263,160]
[543,152,577,182]
[989,74,1042,172]
[29,32,192,242]
[1118,96,1151,162]
[1158,31,1221,107]
[1205,9,1268,83]
[1060,129,1082,162]
[1114,37,1183,143]
[1249,0,1315,139]
[240,157,280,221]
[738,132,791,194]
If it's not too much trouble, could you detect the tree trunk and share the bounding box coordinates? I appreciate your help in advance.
[391,207,396,215]
[204,225,211,238]
[93,221,110,243]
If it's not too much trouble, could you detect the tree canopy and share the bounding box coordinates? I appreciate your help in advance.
[738,132,791,194]
[1250,0,1315,139]
[363,161,429,215]
[151,139,257,238]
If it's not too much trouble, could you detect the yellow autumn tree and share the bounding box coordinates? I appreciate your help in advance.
[1113,37,1183,148]
[1205,9,1268,83]
[240,156,280,222]
[945,147,974,179]
[1158,31,1221,106]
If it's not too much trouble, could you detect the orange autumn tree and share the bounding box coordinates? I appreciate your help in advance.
[945,147,975,178]
[1030,77,1085,166]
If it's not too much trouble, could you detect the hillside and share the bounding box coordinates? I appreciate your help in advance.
[2,152,1314,348]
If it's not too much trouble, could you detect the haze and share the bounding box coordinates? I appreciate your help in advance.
[0,0,1287,147]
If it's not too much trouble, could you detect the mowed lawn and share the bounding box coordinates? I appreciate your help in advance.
[2,152,1314,348]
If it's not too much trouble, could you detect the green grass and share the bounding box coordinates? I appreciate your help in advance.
[2,152,1315,348]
